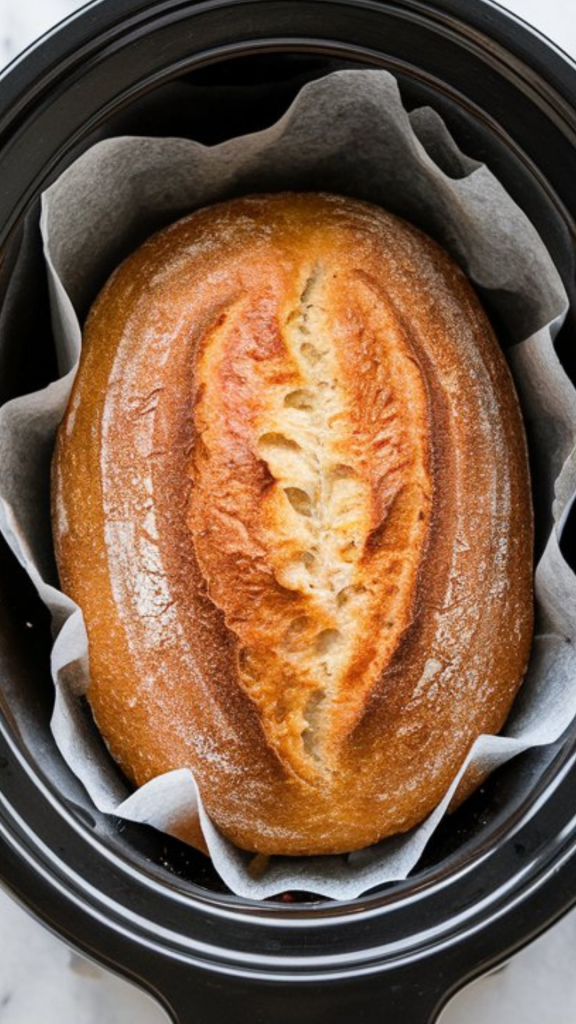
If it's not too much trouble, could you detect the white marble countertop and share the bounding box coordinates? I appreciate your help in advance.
[1,1,576,1021]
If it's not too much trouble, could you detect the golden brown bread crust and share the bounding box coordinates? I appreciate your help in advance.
[51,193,533,855]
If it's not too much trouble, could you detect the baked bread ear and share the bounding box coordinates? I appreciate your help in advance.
[52,193,533,856]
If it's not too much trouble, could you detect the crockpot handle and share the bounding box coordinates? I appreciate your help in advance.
[161,972,447,1024]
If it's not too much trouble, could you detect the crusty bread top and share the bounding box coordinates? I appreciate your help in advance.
[52,193,533,855]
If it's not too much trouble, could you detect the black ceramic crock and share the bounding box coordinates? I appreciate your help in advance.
[1,2,576,1022]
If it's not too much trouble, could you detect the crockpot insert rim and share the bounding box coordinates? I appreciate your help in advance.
[1,0,575,917]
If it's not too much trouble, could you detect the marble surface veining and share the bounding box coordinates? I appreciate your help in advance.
[1,1,576,1022]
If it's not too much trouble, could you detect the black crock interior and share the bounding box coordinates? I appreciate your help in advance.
[2,38,575,902]
[2,3,576,1022]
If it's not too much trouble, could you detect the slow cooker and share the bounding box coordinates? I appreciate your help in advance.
[1,2,576,1022]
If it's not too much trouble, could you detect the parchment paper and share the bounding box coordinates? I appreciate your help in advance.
[1,70,575,900]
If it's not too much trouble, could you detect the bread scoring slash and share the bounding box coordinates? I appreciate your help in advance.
[52,193,533,855]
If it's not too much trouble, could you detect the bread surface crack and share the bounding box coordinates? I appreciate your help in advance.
[255,265,369,767]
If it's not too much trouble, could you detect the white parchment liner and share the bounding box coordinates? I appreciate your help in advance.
[1,70,575,900]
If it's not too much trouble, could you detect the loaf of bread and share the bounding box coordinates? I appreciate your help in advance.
[52,193,533,856]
